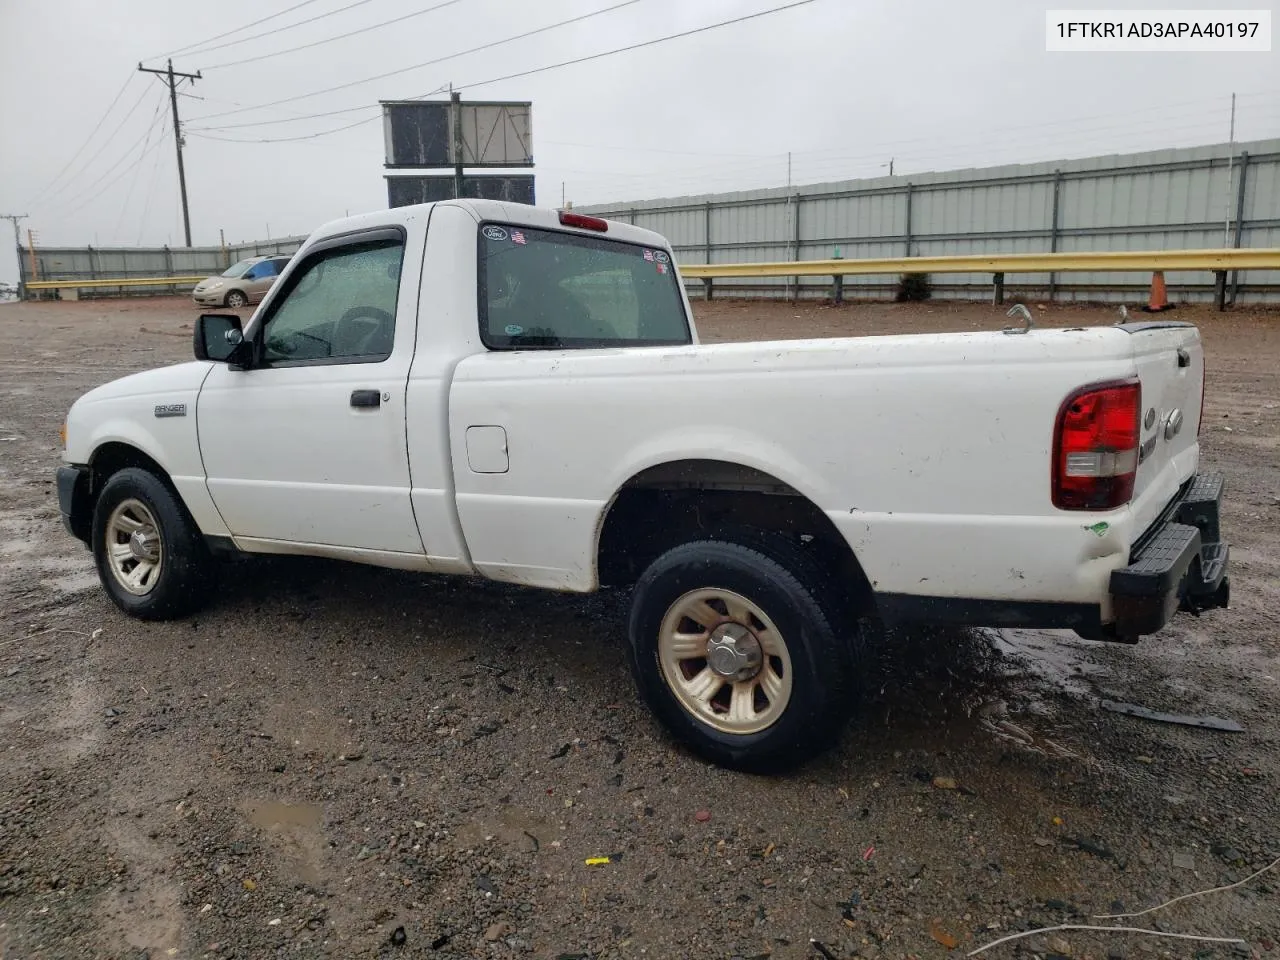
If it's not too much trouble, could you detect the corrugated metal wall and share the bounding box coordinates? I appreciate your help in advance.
[18,139,1280,303]
[581,139,1280,303]
[16,236,308,297]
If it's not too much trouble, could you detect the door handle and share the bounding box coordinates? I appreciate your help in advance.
[350,389,381,408]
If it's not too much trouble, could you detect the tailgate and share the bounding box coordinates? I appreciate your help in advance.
[1125,321,1205,534]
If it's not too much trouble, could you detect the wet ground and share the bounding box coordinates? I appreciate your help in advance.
[1,296,1277,960]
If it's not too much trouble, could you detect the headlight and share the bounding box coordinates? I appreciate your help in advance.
[207,279,224,289]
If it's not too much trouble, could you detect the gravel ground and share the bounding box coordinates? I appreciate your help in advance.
[1,296,1277,960]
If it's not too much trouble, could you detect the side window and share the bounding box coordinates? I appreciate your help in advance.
[254,260,276,278]
[242,262,262,280]
[258,238,404,365]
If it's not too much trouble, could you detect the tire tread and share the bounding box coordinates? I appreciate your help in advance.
[627,534,860,772]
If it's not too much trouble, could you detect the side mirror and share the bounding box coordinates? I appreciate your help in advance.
[194,313,245,363]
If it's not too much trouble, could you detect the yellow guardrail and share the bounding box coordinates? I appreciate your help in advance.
[677,248,1280,278]
[24,276,207,290]
[20,248,1279,294]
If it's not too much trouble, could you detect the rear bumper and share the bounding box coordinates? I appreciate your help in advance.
[875,471,1229,641]
[57,464,93,545]
[1104,472,1230,639]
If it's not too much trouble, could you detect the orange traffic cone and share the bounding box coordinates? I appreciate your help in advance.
[1143,270,1172,312]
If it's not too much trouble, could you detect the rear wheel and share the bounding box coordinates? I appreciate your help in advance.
[91,468,215,620]
[627,536,858,772]
[224,289,248,309]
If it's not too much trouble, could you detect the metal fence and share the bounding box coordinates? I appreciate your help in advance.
[15,236,308,298]
[17,138,1280,304]
[580,138,1280,303]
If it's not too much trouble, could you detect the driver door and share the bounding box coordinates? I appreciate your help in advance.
[196,226,425,556]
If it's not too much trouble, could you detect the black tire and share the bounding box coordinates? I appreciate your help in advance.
[91,467,215,620]
[224,290,248,309]
[627,535,859,773]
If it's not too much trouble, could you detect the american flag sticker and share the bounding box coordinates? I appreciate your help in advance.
[643,249,654,261]
[511,230,527,245]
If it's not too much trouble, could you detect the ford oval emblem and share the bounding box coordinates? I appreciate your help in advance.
[482,225,509,242]
[1164,408,1184,440]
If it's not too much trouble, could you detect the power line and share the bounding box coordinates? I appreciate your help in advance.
[25,73,136,208]
[186,0,648,126]
[148,0,328,60]
[201,0,469,70]
[455,0,820,93]
[183,0,830,148]
[55,126,171,220]
[111,98,169,240]
[40,86,167,212]
[785,91,1272,162]
[558,113,1280,202]
[154,0,383,63]
[558,90,1280,190]
[188,114,381,143]
[188,0,817,136]
[135,118,170,245]
[47,102,171,215]
[550,108,1280,193]
[542,139,776,159]
[33,80,156,209]
[547,94,1279,188]
[191,103,372,131]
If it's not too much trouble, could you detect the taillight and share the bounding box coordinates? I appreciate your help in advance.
[1198,356,1206,436]
[558,211,609,232]
[1052,379,1141,510]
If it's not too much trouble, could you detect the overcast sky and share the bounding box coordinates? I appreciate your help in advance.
[1,0,1277,283]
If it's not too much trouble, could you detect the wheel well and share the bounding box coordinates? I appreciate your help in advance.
[89,443,173,494]
[597,459,873,605]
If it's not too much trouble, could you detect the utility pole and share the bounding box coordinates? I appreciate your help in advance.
[27,229,39,285]
[1,214,29,298]
[450,88,464,200]
[1223,92,1236,246]
[138,59,201,246]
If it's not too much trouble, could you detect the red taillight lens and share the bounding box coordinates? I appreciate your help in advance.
[558,211,609,232]
[1052,379,1141,510]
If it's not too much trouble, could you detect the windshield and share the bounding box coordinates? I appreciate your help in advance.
[478,223,691,350]
[220,259,257,279]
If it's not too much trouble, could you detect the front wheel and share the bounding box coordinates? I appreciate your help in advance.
[627,536,858,772]
[91,468,215,620]
[224,289,248,309]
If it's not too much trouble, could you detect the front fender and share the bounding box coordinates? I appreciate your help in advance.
[70,417,172,472]
[63,367,230,538]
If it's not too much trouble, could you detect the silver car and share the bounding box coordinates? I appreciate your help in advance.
[192,255,291,309]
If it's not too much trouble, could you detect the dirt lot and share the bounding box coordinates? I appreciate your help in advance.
[1,296,1278,960]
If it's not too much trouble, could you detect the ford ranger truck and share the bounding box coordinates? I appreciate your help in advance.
[56,200,1230,771]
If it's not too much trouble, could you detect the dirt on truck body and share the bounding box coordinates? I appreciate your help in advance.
[1,296,1278,959]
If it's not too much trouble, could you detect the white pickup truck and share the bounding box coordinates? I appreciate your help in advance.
[57,200,1230,770]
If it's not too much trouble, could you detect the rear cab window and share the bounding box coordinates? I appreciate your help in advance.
[477,223,691,350]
